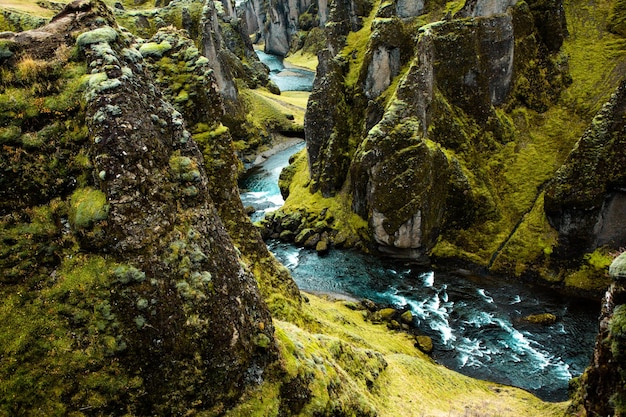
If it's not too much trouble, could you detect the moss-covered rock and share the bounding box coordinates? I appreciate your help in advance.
[0,1,279,413]
[522,313,557,325]
[573,253,626,416]
[545,79,626,260]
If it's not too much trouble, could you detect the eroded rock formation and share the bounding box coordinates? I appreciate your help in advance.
[301,0,569,259]
[0,1,279,413]
[573,252,626,416]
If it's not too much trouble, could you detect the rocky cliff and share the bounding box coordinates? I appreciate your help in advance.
[0,1,278,413]
[271,0,626,294]
[571,252,626,416]
[239,0,372,57]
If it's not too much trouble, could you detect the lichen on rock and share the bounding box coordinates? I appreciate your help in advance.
[0,1,279,413]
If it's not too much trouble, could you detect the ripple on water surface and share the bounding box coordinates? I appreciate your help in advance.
[268,240,599,402]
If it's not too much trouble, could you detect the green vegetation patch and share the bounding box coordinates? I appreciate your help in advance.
[69,187,109,229]
[562,247,614,291]
[280,149,370,243]
[563,0,626,118]
[230,294,569,416]
[340,0,382,88]
[0,255,144,415]
[76,26,118,48]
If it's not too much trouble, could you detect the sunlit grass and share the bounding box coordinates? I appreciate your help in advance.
[284,49,319,71]
[247,88,308,126]
[288,294,570,417]
[0,0,61,18]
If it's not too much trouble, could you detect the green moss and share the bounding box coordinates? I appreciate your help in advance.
[279,149,370,245]
[609,304,626,359]
[76,26,118,48]
[69,187,109,229]
[230,294,568,416]
[340,0,382,88]
[489,193,558,277]
[112,264,146,284]
[168,151,200,182]
[0,254,143,414]
[562,247,613,291]
[562,0,626,118]
[0,125,21,144]
[139,40,173,59]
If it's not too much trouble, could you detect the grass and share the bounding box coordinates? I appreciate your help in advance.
[284,49,319,71]
[269,294,569,417]
[251,89,310,126]
[0,0,61,18]
[340,0,382,88]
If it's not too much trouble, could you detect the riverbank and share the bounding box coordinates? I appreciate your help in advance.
[272,293,569,417]
[248,134,304,167]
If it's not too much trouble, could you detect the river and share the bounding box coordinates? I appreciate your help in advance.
[255,50,315,92]
[240,51,600,402]
[239,143,599,402]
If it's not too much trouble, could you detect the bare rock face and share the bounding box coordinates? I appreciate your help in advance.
[395,0,425,18]
[200,0,239,101]
[0,1,277,413]
[545,79,626,259]
[364,46,400,99]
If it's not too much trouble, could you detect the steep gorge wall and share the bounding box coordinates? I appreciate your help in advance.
[272,0,626,296]
[239,0,372,56]
[0,1,283,413]
[302,0,570,256]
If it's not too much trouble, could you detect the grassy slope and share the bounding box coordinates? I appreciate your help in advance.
[0,1,59,18]
[485,0,626,288]
[243,294,569,417]
[284,50,319,71]
[251,88,310,126]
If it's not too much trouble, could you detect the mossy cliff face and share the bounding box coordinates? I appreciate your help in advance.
[298,0,568,259]
[544,79,626,260]
[240,0,373,57]
[0,1,278,413]
[139,25,302,314]
[571,252,626,416]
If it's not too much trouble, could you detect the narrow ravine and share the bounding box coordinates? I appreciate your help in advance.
[239,50,601,402]
[239,141,600,402]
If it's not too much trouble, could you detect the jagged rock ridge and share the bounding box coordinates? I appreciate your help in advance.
[0,1,279,413]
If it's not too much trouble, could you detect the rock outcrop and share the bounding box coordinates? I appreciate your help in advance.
[544,79,626,259]
[0,1,279,413]
[573,252,626,416]
[299,0,569,259]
